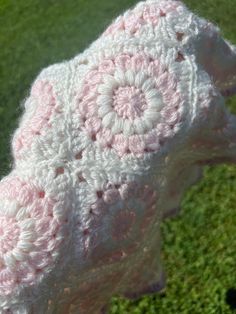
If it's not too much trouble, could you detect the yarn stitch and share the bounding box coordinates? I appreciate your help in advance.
[1,0,236,313]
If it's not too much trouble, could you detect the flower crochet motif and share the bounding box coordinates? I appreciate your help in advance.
[1,0,236,313]
[83,182,157,266]
[76,52,183,157]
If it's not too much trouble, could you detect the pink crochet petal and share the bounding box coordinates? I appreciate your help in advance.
[142,3,160,25]
[98,59,115,74]
[148,59,165,77]
[84,117,102,135]
[156,123,174,140]
[160,105,181,125]
[131,52,151,72]
[85,70,103,85]
[112,134,129,156]
[128,134,146,154]
[124,12,144,34]
[96,128,113,148]
[114,54,132,70]
[158,0,182,14]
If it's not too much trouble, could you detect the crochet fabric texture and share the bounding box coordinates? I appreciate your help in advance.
[1,0,236,313]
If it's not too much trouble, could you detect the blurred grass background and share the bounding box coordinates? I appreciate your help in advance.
[0,0,236,313]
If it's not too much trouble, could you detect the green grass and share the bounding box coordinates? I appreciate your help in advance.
[1,0,236,313]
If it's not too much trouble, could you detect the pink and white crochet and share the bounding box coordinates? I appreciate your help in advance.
[1,0,236,313]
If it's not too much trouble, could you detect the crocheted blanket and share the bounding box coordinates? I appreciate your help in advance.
[1,0,236,313]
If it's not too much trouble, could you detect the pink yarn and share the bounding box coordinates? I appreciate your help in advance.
[113,86,147,119]
[0,218,20,257]
[76,52,183,157]
[103,1,181,36]
[12,81,58,160]
[0,176,61,296]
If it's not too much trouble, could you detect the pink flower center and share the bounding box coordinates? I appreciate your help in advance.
[112,86,147,120]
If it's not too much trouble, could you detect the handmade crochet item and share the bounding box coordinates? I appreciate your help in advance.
[1,0,236,313]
